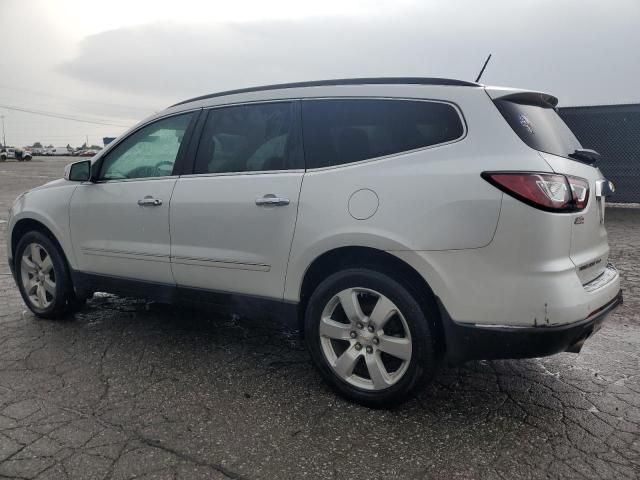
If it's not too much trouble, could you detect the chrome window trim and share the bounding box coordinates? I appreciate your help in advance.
[185,96,466,176]
[90,175,179,185]
[179,169,304,179]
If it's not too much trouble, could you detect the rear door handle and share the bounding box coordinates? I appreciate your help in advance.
[255,194,290,206]
[138,196,163,206]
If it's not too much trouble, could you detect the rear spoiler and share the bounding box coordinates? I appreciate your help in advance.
[484,86,558,108]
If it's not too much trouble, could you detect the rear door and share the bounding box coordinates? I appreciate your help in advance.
[492,95,609,283]
[170,101,304,299]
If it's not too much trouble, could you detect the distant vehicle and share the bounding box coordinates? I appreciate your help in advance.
[1,147,32,162]
[32,148,45,156]
[0,147,16,161]
[80,149,98,157]
[46,147,71,156]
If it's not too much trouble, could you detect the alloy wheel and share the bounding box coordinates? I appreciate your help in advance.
[20,243,56,309]
[319,287,412,391]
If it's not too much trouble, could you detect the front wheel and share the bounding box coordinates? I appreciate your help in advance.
[304,268,439,408]
[15,231,83,318]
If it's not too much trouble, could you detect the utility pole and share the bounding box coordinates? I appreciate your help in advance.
[86,134,89,146]
[1,115,5,147]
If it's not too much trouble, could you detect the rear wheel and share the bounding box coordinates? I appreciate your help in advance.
[15,231,84,318]
[305,268,439,408]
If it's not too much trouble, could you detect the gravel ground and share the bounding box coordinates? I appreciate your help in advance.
[0,157,638,480]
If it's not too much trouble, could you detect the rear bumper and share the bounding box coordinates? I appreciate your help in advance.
[440,290,623,365]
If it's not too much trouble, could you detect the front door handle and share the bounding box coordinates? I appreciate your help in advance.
[138,196,163,206]
[255,194,290,206]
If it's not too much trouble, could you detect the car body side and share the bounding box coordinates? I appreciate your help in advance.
[6,82,620,343]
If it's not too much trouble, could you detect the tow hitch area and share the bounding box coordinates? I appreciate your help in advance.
[566,331,591,353]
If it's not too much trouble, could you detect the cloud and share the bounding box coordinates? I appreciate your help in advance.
[58,1,640,107]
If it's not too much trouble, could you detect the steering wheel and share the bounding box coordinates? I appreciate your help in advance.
[125,161,175,179]
[154,161,175,175]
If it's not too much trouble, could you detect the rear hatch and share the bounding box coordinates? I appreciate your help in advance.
[488,87,610,284]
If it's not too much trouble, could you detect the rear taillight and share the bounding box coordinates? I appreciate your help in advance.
[567,176,589,210]
[482,172,589,212]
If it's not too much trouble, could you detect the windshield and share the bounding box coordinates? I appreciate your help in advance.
[494,99,582,159]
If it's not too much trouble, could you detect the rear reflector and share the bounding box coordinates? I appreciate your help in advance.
[482,172,589,212]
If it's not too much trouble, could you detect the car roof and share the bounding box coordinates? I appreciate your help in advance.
[171,77,480,107]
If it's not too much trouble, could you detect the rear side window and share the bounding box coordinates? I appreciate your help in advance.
[194,102,301,174]
[301,99,464,168]
[494,99,582,158]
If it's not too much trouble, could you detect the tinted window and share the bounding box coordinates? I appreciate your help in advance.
[195,102,299,174]
[100,112,193,180]
[495,99,582,158]
[301,99,464,168]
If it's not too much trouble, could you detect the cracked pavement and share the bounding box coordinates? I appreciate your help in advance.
[0,157,639,479]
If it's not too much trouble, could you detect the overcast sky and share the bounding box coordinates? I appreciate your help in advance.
[1,0,639,147]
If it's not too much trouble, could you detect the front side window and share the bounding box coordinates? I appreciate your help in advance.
[194,102,299,174]
[301,99,464,168]
[100,112,193,180]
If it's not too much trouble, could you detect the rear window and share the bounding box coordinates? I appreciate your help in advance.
[301,99,464,168]
[494,99,582,158]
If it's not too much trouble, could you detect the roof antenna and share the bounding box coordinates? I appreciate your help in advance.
[475,53,492,83]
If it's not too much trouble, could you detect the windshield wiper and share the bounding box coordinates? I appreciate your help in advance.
[568,148,600,165]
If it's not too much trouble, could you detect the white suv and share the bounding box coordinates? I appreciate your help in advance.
[7,78,622,406]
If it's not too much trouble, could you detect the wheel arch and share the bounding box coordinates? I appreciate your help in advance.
[11,217,72,270]
[298,246,445,354]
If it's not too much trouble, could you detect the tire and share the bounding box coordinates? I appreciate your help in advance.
[0,155,6,162]
[14,231,84,319]
[304,268,439,408]
[24,155,32,162]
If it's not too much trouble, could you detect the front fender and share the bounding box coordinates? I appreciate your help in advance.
[8,183,78,269]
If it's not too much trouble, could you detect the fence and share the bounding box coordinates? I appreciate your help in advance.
[560,104,640,203]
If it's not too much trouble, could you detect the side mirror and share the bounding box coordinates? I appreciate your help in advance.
[64,160,92,182]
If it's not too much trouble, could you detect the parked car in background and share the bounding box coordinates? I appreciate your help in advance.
[6,77,622,407]
[46,147,71,156]
[0,148,16,161]
[1,147,32,161]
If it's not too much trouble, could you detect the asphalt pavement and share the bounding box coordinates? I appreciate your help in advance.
[0,157,638,479]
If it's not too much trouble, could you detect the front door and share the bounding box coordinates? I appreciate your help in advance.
[69,111,195,284]
[170,101,304,299]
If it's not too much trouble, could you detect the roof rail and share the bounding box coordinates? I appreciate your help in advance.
[171,77,480,107]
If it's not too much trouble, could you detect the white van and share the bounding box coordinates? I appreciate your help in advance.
[48,147,70,156]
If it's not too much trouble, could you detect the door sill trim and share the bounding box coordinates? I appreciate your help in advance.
[71,271,298,327]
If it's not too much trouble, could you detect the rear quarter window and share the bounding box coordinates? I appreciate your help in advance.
[301,99,464,168]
